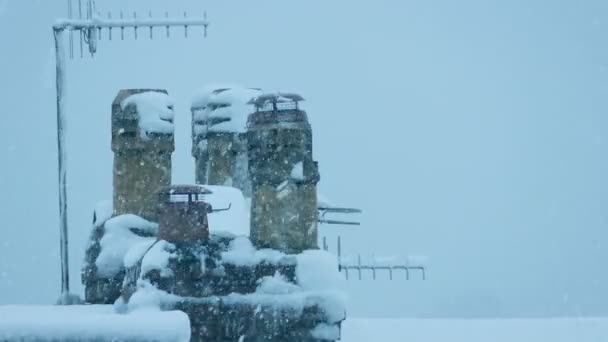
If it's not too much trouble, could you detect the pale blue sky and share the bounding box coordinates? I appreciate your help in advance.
[1,0,607,318]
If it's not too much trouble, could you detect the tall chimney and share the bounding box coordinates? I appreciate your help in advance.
[191,87,259,196]
[111,89,174,221]
[246,93,319,253]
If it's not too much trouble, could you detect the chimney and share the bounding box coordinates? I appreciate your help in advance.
[246,93,319,253]
[157,185,212,243]
[191,87,259,196]
[111,89,174,221]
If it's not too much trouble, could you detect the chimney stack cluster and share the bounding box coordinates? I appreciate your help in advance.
[111,88,320,254]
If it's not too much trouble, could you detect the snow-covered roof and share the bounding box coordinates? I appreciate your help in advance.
[0,305,190,342]
[121,91,175,139]
[191,86,262,133]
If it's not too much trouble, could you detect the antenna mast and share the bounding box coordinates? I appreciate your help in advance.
[53,0,209,304]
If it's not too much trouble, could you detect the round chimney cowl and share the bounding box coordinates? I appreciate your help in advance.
[157,185,213,243]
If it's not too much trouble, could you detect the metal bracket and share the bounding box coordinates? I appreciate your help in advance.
[210,203,232,213]
[318,207,362,226]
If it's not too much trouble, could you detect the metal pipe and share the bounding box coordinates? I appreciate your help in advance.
[120,11,124,40]
[165,12,170,38]
[318,219,360,225]
[357,254,362,280]
[78,0,83,57]
[184,12,188,38]
[337,235,342,270]
[149,11,153,39]
[133,12,137,39]
[107,12,112,40]
[54,28,70,298]
[67,0,73,58]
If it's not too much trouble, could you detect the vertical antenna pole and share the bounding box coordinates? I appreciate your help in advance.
[54,28,70,299]
[120,11,124,40]
[107,12,112,40]
[357,254,362,280]
[78,0,83,58]
[133,12,138,39]
[67,0,73,58]
[203,11,208,37]
[165,11,170,38]
[149,11,153,39]
[337,235,342,271]
[184,12,188,38]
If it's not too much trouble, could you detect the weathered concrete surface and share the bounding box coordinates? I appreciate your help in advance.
[111,89,174,221]
[247,107,320,254]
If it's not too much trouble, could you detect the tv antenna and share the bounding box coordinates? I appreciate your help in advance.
[322,236,427,281]
[53,0,209,305]
[316,199,425,280]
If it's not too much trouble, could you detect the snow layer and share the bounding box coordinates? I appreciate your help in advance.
[296,250,346,322]
[123,239,157,269]
[341,317,608,342]
[296,250,341,292]
[290,161,304,180]
[317,192,335,208]
[222,249,346,322]
[256,273,300,295]
[311,323,341,340]
[121,91,175,139]
[223,272,315,314]
[127,280,182,312]
[191,86,261,133]
[140,240,176,277]
[220,236,285,266]
[93,200,113,228]
[204,185,250,236]
[96,214,158,278]
[0,305,190,342]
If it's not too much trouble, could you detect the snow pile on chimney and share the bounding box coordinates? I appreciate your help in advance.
[191,86,261,133]
[121,91,175,139]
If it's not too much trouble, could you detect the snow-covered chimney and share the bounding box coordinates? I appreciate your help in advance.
[191,87,260,196]
[111,89,175,221]
[246,92,320,253]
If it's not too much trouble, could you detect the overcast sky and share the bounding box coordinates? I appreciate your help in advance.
[1,0,608,318]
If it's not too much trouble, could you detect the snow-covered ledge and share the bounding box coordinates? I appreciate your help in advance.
[0,305,190,342]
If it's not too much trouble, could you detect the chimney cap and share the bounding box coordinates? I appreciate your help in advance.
[112,89,168,108]
[158,184,213,196]
[247,92,304,108]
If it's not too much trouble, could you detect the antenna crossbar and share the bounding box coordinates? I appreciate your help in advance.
[54,18,210,30]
